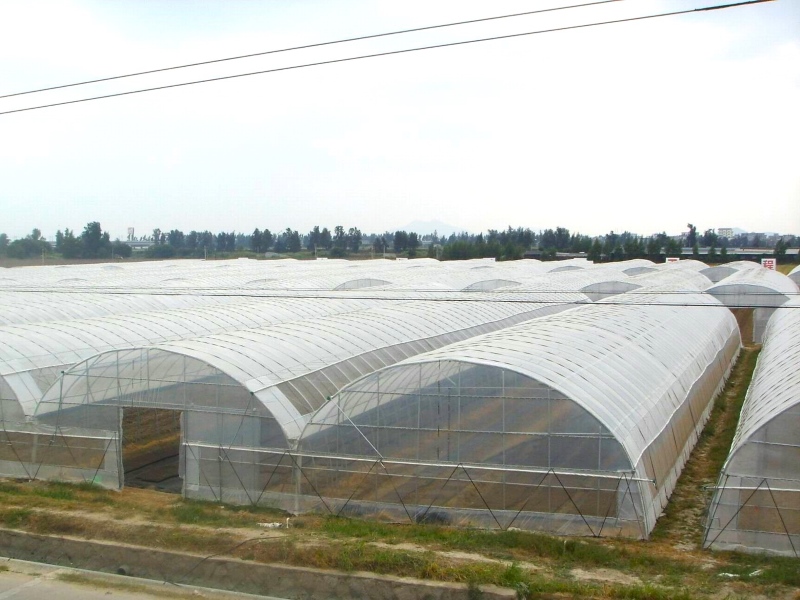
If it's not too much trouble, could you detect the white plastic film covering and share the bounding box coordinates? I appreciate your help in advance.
[704,298,800,556]
[298,292,740,537]
[35,295,584,446]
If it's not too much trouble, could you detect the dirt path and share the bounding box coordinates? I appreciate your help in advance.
[649,346,761,551]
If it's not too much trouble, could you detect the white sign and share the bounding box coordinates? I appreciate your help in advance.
[665,257,680,263]
[761,258,776,271]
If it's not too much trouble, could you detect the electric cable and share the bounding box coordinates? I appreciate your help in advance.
[0,0,622,100]
[0,0,774,117]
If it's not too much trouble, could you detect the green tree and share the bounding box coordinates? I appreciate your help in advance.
[251,228,263,253]
[645,236,661,259]
[686,223,697,247]
[347,227,362,253]
[0,233,9,256]
[80,222,112,258]
[588,239,602,262]
[333,226,346,249]
[775,238,789,262]
[393,231,408,253]
[602,231,619,257]
[6,230,51,259]
[407,232,420,256]
[307,226,321,252]
[112,240,132,258]
[700,228,718,247]
[167,229,185,249]
[145,244,176,258]
[373,236,387,255]
[286,229,302,253]
[665,238,681,258]
[60,229,83,258]
[320,227,332,250]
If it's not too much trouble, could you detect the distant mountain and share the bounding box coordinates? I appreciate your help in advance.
[398,219,466,237]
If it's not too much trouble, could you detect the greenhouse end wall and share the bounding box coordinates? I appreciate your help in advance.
[704,301,800,557]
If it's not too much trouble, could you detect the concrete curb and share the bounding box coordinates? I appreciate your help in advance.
[0,529,521,599]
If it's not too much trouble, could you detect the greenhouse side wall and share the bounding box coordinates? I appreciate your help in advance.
[288,362,649,537]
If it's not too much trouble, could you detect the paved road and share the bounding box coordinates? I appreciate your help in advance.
[0,558,287,600]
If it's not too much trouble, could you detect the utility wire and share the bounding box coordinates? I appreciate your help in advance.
[0,0,621,100]
[2,287,798,309]
[0,0,773,117]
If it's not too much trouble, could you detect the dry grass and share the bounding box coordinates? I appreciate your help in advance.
[0,349,797,599]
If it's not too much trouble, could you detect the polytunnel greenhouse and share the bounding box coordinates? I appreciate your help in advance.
[2,291,584,493]
[790,264,800,286]
[294,292,740,538]
[706,268,798,343]
[2,256,777,542]
[704,299,800,557]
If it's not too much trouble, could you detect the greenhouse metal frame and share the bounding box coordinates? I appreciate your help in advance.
[704,299,800,557]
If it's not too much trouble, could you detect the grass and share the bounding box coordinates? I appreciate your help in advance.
[56,572,215,599]
[1,476,797,598]
[0,347,797,598]
[650,346,761,546]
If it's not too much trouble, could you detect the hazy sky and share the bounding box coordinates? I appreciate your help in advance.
[1,0,798,241]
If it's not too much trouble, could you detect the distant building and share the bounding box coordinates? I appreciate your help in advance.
[717,228,734,239]
[123,240,154,252]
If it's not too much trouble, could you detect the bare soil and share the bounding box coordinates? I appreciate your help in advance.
[1,344,797,599]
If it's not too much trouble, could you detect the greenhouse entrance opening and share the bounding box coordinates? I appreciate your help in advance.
[122,408,182,493]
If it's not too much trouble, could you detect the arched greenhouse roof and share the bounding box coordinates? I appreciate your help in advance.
[629,266,712,291]
[706,268,799,307]
[789,264,800,285]
[704,298,800,556]
[315,291,739,471]
[0,297,383,416]
[0,291,252,327]
[700,260,762,283]
[726,298,800,455]
[36,293,586,443]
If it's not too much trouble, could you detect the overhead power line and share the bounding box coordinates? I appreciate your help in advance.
[3,287,798,309]
[0,0,774,117]
[0,0,622,100]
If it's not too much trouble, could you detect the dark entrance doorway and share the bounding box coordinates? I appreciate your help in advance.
[122,408,182,493]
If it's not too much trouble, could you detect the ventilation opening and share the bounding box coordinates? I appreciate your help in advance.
[122,408,182,493]
[731,308,754,345]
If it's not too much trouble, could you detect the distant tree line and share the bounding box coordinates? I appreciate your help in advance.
[1,222,797,263]
[0,223,131,260]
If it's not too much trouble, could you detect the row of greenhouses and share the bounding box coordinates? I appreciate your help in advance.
[1,257,797,555]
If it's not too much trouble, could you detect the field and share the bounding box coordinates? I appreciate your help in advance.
[0,345,797,599]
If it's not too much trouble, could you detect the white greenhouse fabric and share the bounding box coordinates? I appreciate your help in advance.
[704,299,800,556]
[706,268,799,306]
[35,294,585,442]
[789,264,800,285]
[300,292,740,537]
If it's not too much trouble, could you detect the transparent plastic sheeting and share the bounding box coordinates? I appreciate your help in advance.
[31,293,584,450]
[0,297,382,418]
[704,298,800,557]
[296,292,740,539]
[0,257,697,300]
[706,269,799,343]
[0,291,261,327]
[0,258,554,295]
[701,261,763,284]
[1,257,709,425]
[789,264,800,286]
